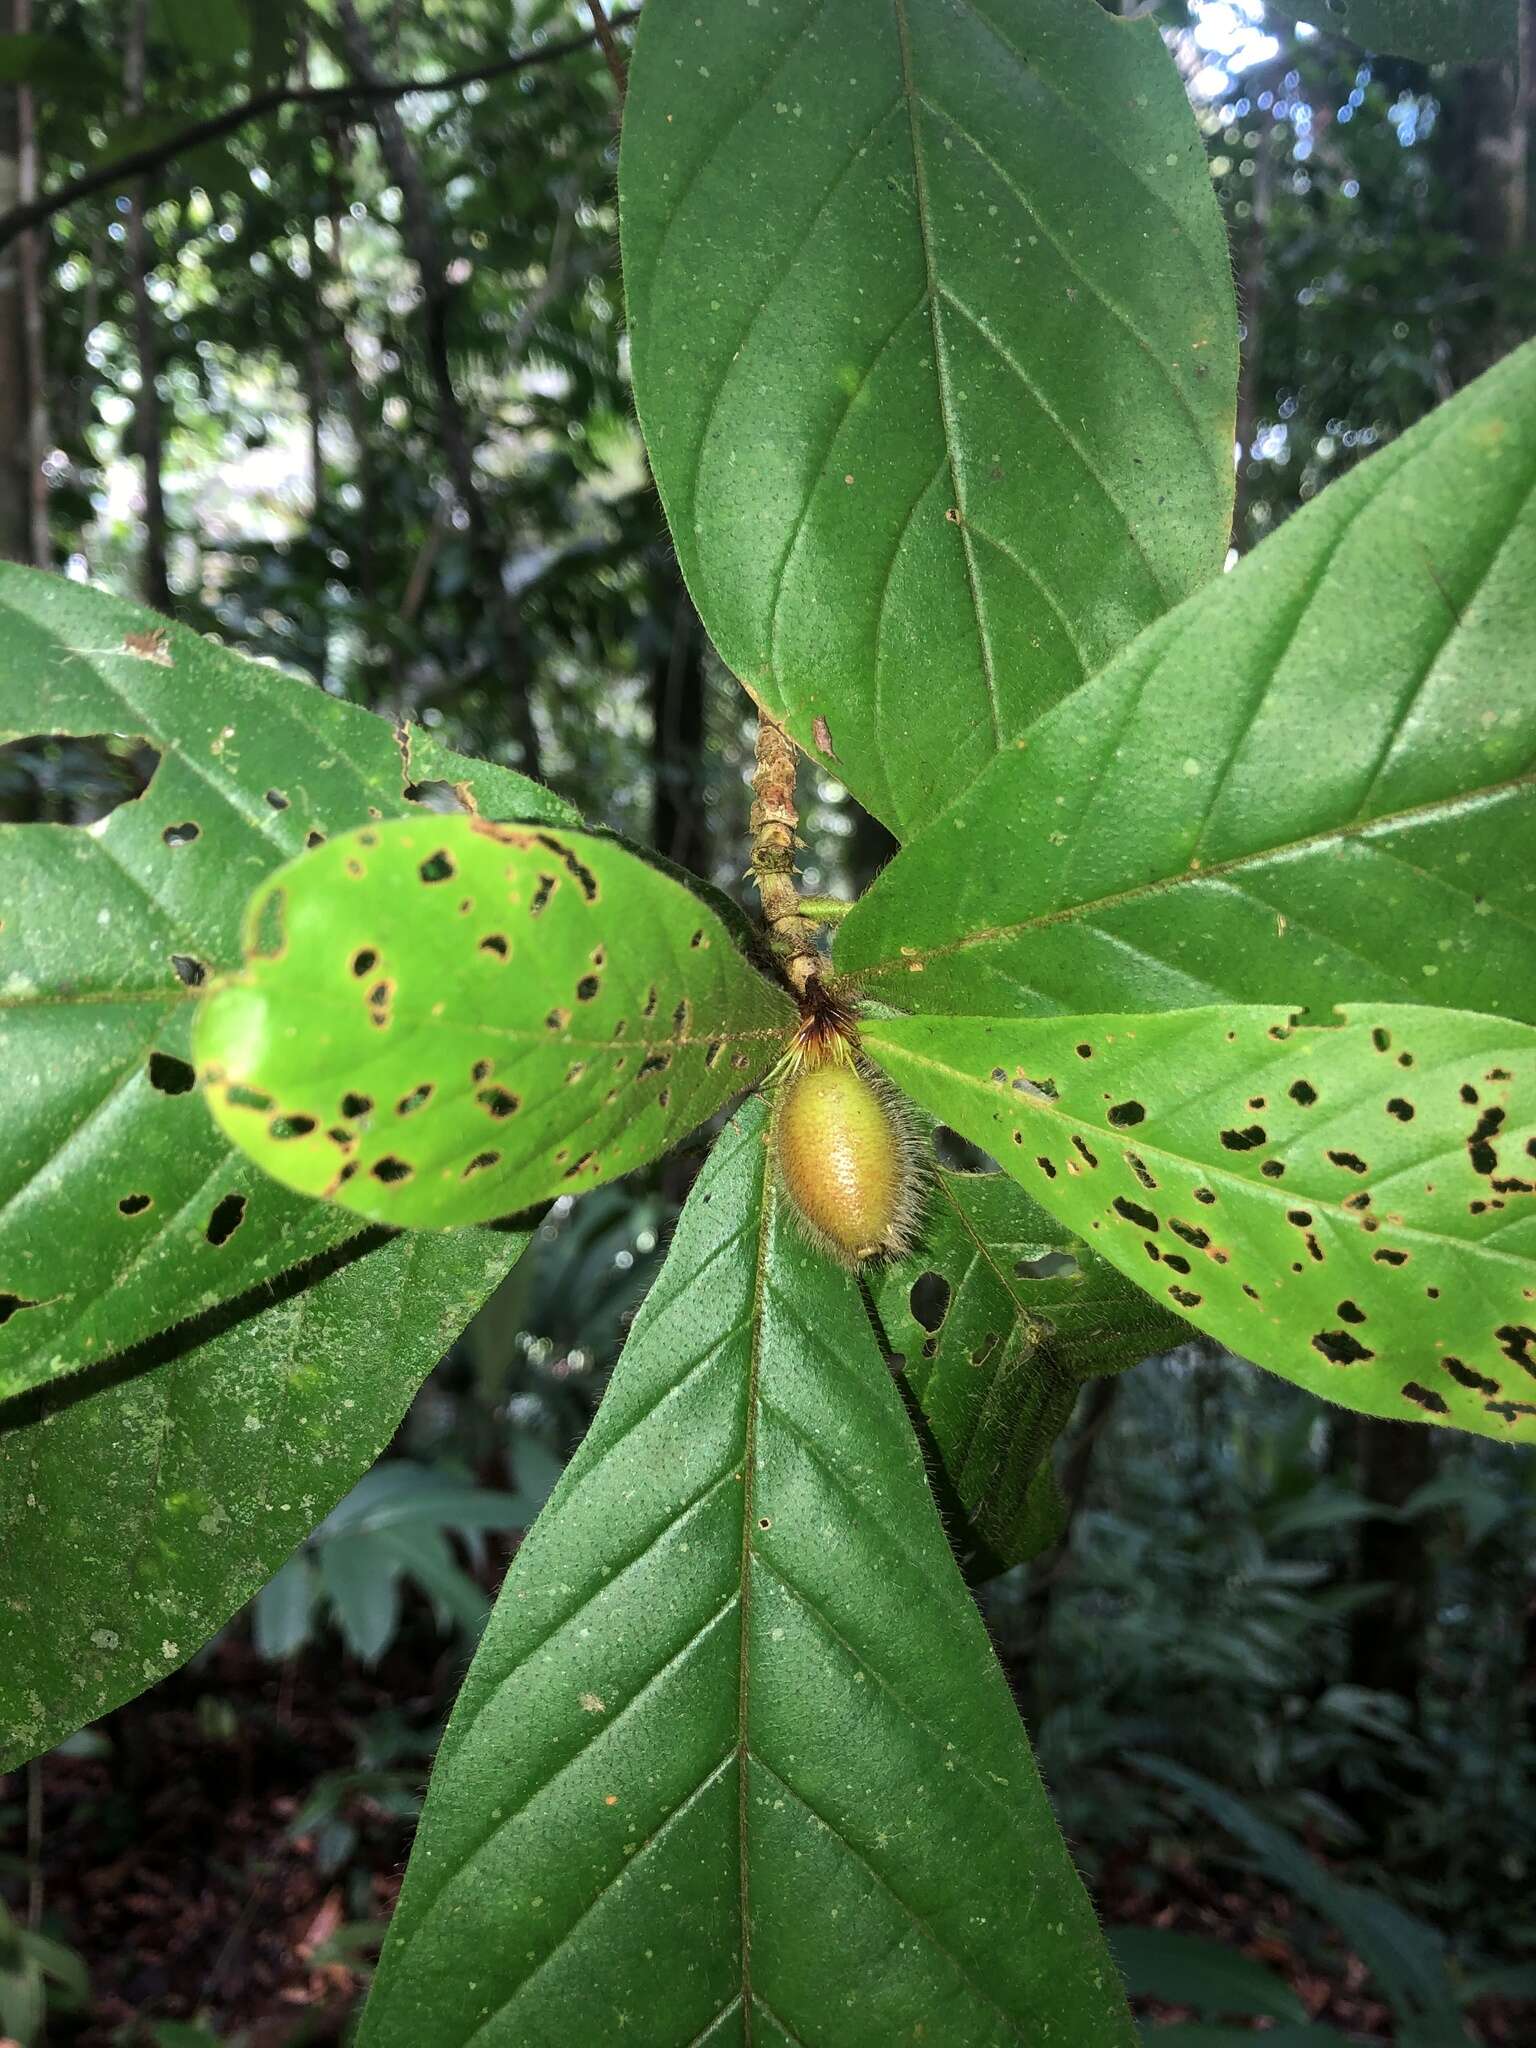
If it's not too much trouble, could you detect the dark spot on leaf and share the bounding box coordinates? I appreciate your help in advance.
[1287,1209,1313,1228]
[1036,1156,1056,1179]
[1327,1150,1368,1175]
[546,1008,570,1031]
[705,1041,725,1069]
[471,1061,493,1084]
[1371,1027,1391,1053]
[534,833,599,902]
[565,1062,586,1086]
[1169,1286,1203,1308]
[1402,1382,1448,1415]
[170,953,206,987]
[478,1086,521,1119]
[562,1150,598,1180]
[480,933,509,958]
[371,1156,413,1184]
[1487,1399,1536,1423]
[1288,1079,1317,1106]
[351,947,378,977]
[148,1052,195,1096]
[1072,1134,1099,1168]
[205,1193,247,1246]
[1107,1100,1145,1128]
[1494,1324,1536,1378]
[643,987,660,1021]
[1337,1299,1367,1324]
[911,1272,950,1332]
[639,1053,671,1080]
[1169,1219,1210,1250]
[162,820,199,847]
[1468,1105,1505,1177]
[1304,1233,1325,1263]
[269,1114,316,1140]
[304,829,325,849]
[367,979,393,1027]
[1444,1357,1500,1395]
[396,1083,433,1117]
[341,1091,373,1119]
[1313,1329,1375,1366]
[1221,1125,1266,1151]
[1460,1083,1479,1105]
[265,788,288,810]
[1193,1187,1216,1206]
[1372,1247,1409,1266]
[732,1053,751,1070]
[1260,1161,1286,1179]
[1127,1153,1157,1191]
[1386,1097,1414,1121]
[576,975,601,1002]
[419,849,456,883]
[464,1151,500,1177]
[1112,1195,1159,1233]
[1076,1043,1093,1058]
[672,998,690,1034]
[690,929,706,948]
[118,1193,152,1216]
[1163,1252,1192,1275]
[529,874,557,916]
[1242,1283,1260,1300]
[1144,1241,1162,1263]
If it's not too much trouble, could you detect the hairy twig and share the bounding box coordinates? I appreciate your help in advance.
[749,715,824,1001]
[0,9,640,251]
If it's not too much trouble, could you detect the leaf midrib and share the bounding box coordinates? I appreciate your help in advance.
[852,768,1536,985]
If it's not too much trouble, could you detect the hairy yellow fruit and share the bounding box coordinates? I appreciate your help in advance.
[772,1060,922,1265]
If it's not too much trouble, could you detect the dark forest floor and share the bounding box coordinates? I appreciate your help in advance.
[1,1627,1529,2047]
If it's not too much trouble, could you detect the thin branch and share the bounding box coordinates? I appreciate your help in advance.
[0,9,640,251]
[588,1,630,102]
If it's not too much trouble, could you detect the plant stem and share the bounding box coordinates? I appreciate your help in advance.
[588,2,629,103]
[749,714,823,1001]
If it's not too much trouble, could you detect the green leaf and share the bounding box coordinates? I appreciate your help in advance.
[1264,0,1518,62]
[358,1099,1135,2047]
[0,32,112,93]
[863,1004,1536,1445]
[195,817,795,1228]
[873,1165,1184,1562]
[0,1226,523,1772]
[837,340,1536,1022]
[1111,1926,1307,2023]
[0,562,569,1403]
[152,0,244,64]
[621,0,1236,837]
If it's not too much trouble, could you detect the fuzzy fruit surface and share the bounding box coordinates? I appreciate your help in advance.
[774,1061,912,1262]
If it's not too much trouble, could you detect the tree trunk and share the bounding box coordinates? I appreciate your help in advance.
[648,564,710,877]
[1347,1415,1436,1708]
[125,0,171,612]
[0,0,45,566]
[1231,140,1272,552]
[332,0,542,780]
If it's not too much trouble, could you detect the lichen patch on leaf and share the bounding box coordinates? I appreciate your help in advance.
[194,818,795,1228]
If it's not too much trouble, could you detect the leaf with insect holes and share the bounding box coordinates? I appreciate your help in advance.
[864,1005,1536,1444]
[874,1165,1187,1565]
[0,1225,521,1773]
[358,1097,1135,2048]
[837,340,1536,1025]
[0,562,567,1404]
[1262,0,1517,62]
[621,0,1236,837]
[195,817,796,1228]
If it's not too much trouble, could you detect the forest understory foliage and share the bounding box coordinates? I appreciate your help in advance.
[1,1,1534,2044]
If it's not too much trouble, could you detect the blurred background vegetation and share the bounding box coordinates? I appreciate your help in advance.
[0,2,1533,2043]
